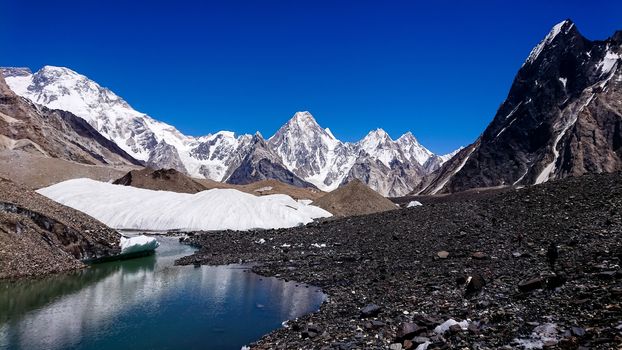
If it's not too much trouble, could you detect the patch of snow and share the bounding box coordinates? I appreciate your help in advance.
[37,178,332,231]
[434,319,469,334]
[513,167,530,186]
[513,323,559,349]
[598,49,621,76]
[559,77,567,88]
[415,342,431,350]
[297,199,313,205]
[119,235,159,255]
[311,243,327,248]
[254,186,273,192]
[407,201,422,208]
[495,102,524,139]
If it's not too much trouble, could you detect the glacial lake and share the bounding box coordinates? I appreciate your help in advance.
[0,236,325,350]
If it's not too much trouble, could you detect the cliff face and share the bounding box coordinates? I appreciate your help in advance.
[420,21,622,194]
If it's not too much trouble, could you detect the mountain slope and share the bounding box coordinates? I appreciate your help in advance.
[419,20,622,194]
[0,177,121,279]
[267,111,357,190]
[0,73,140,167]
[268,112,453,195]
[225,133,316,188]
[1,66,253,179]
[2,67,460,196]
[312,179,397,217]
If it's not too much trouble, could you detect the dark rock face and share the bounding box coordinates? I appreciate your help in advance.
[420,20,622,194]
[225,134,316,188]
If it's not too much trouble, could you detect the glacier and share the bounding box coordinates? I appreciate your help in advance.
[36,178,332,231]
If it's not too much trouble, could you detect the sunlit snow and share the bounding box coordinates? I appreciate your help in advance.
[37,179,332,231]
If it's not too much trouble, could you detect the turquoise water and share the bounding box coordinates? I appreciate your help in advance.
[0,237,325,350]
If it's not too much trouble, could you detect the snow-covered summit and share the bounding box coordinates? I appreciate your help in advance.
[525,19,576,65]
[2,66,461,196]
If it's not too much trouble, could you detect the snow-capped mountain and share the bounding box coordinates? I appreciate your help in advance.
[268,111,357,190]
[2,66,459,196]
[2,66,253,180]
[0,72,140,167]
[418,20,622,194]
[267,111,457,195]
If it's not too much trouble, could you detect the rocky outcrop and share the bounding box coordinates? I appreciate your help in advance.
[312,179,398,217]
[419,20,622,194]
[0,178,121,279]
[114,168,207,194]
[146,140,188,174]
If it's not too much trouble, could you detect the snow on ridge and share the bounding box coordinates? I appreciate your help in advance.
[525,20,574,65]
[37,178,332,231]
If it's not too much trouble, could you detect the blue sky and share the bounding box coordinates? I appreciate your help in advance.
[1,1,621,154]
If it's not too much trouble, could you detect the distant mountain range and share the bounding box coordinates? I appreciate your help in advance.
[418,20,622,194]
[1,67,456,196]
[3,19,620,197]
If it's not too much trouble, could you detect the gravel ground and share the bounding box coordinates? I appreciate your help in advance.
[177,172,622,349]
[0,177,121,279]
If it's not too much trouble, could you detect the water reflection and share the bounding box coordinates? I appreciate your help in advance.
[0,237,325,350]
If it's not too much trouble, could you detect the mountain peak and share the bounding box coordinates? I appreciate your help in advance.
[525,20,580,65]
[288,111,322,130]
[39,65,79,76]
[364,128,391,141]
[397,131,418,143]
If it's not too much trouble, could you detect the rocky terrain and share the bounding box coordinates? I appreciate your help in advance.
[420,21,622,194]
[114,168,208,194]
[178,172,622,349]
[0,177,121,279]
[313,179,398,217]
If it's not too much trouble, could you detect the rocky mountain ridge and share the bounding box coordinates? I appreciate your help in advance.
[0,72,140,167]
[419,20,622,194]
[2,67,457,195]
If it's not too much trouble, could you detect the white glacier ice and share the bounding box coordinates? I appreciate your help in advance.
[407,201,423,208]
[37,178,332,231]
[119,235,160,255]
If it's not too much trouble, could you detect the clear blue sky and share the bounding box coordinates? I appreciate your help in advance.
[1,1,620,154]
